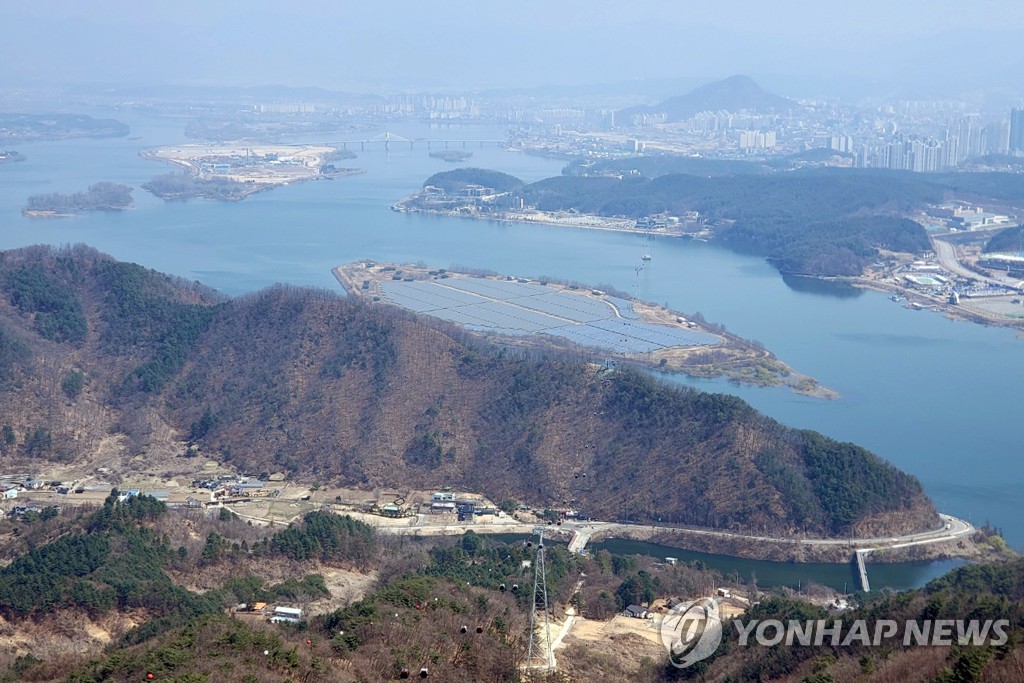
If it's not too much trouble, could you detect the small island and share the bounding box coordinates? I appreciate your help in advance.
[429,149,473,162]
[22,182,133,218]
[140,143,362,201]
[142,173,256,202]
[0,150,26,164]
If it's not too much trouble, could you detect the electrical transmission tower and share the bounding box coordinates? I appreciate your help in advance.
[526,526,554,672]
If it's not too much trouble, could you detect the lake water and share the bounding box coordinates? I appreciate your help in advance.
[2,112,1021,588]
[592,539,967,593]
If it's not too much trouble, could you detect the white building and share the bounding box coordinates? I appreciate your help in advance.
[270,606,304,624]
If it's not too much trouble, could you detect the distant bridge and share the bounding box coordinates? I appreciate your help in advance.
[854,550,871,592]
[336,131,505,151]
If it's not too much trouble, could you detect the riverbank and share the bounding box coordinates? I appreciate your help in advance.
[393,196,711,240]
[22,205,132,219]
[849,276,1024,332]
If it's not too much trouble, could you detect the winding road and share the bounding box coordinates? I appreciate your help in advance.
[365,512,975,556]
[932,238,1016,288]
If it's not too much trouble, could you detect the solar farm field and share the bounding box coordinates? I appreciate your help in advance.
[379,278,720,354]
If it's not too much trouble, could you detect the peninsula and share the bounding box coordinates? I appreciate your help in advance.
[140,143,362,201]
[335,260,834,397]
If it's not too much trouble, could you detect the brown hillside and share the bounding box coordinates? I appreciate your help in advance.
[0,245,937,537]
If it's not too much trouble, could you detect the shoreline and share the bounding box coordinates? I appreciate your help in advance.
[393,200,707,239]
[395,200,1023,334]
[21,209,78,219]
[21,206,132,219]
[847,277,1024,332]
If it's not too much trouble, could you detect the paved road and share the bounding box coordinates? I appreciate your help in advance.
[366,513,974,555]
[932,238,1009,287]
[554,513,974,554]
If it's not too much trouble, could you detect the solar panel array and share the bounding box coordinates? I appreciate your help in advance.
[436,277,550,300]
[378,281,484,312]
[588,318,719,348]
[516,292,613,322]
[546,325,661,354]
[378,277,720,354]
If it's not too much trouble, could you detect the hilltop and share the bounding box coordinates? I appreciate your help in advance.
[0,245,937,538]
[618,74,799,123]
[422,167,524,193]
[984,225,1024,253]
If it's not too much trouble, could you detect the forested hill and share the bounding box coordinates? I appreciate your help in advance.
[518,169,939,276]
[24,181,133,215]
[0,246,937,537]
[985,225,1024,253]
[423,167,524,192]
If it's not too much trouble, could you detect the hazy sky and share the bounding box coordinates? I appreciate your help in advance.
[3,0,1023,96]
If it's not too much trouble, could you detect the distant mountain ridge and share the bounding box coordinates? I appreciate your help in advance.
[619,74,799,123]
